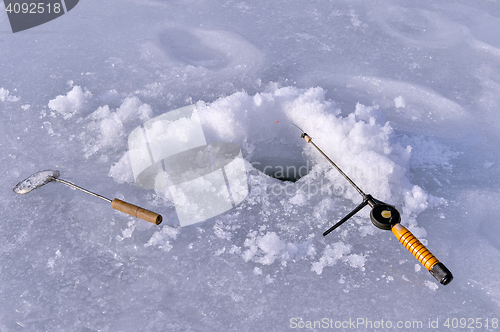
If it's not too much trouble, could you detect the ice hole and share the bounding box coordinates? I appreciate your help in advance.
[249,142,309,182]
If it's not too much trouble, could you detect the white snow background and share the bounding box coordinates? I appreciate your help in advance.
[1,0,500,331]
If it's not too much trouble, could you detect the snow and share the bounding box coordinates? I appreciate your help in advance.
[312,242,352,275]
[48,85,92,119]
[2,0,500,330]
[394,96,405,109]
[0,88,20,102]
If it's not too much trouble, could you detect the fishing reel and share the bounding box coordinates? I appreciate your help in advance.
[299,131,453,285]
[322,194,399,235]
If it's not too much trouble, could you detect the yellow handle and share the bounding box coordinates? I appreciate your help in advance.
[392,223,453,285]
[111,199,162,225]
[392,223,438,270]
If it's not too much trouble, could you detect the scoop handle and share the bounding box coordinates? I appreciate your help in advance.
[111,199,162,225]
[392,223,453,285]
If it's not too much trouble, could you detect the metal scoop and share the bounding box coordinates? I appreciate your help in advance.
[13,170,162,225]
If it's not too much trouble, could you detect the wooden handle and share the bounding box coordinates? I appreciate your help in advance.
[111,199,162,225]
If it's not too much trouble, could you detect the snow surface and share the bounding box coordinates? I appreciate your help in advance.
[1,0,500,330]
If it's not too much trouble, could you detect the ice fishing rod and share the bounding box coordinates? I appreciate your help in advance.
[296,128,453,285]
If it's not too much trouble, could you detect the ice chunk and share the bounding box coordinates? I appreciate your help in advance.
[425,280,439,291]
[346,254,366,270]
[145,225,180,252]
[256,232,286,265]
[108,152,134,184]
[311,242,351,275]
[403,185,429,216]
[84,96,153,158]
[89,105,111,120]
[116,96,152,123]
[48,86,91,119]
[0,88,20,102]
[100,113,124,140]
[394,96,405,108]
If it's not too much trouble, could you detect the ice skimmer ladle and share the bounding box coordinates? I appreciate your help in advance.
[13,170,162,225]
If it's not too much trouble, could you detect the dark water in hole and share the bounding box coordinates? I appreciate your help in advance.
[250,157,310,182]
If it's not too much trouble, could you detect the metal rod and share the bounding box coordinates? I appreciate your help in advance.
[54,178,112,203]
[307,138,366,198]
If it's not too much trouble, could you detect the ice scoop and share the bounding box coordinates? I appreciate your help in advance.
[13,170,162,225]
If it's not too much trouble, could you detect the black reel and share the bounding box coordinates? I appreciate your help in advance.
[370,203,401,230]
[323,194,400,236]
